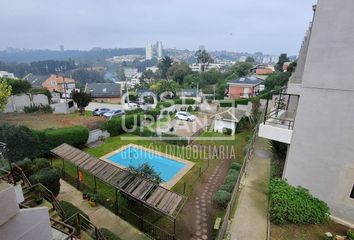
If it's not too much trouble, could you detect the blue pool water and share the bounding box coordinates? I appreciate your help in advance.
[107,146,186,182]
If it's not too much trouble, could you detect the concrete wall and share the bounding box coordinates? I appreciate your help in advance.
[51,101,75,114]
[214,119,236,135]
[283,0,354,226]
[5,94,49,113]
[87,129,110,144]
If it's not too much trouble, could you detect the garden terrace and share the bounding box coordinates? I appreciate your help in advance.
[51,143,185,218]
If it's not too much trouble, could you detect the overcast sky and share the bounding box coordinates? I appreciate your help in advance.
[0,0,317,55]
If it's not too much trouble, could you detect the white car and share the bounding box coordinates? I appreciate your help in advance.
[175,111,196,121]
[103,110,125,119]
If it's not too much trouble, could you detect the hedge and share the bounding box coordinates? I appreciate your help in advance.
[17,158,51,176]
[269,179,329,225]
[0,124,90,162]
[59,201,90,230]
[146,109,160,121]
[213,190,231,208]
[125,108,144,115]
[101,114,143,136]
[29,167,61,196]
[42,126,89,150]
[99,228,121,240]
[174,98,195,105]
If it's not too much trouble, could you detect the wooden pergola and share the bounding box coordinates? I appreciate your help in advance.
[51,143,184,218]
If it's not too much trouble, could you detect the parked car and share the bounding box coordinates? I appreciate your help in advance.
[175,111,196,121]
[92,108,111,116]
[103,110,125,119]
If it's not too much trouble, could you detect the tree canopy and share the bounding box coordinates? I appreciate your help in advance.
[168,62,191,84]
[0,79,12,111]
[158,56,173,79]
[72,90,91,115]
[149,79,180,96]
[195,50,214,72]
[275,53,290,71]
[4,78,31,94]
[264,72,290,91]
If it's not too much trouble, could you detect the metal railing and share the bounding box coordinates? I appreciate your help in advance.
[215,117,260,240]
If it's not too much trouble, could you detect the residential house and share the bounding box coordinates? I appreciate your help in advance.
[85,83,122,103]
[190,63,222,72]
[41,75,76,97]
[258,0,354,227]
[228,76,264,99]
[0,71,16,79]
[212,108,246,135]
[251,64,275,75]
[23,74,50,88]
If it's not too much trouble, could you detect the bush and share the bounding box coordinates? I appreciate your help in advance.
[146,109,160,121]
[59,201,90,231]
[0,124,41,163]
[220,101,232,107]
[347,230,354,240]
[174,98,195,105]
[230,162,242,171]
[29,167,61,196]
[101,114,143,136]
[236,117,246,133]
[43,126,89,150]
[187,106,193,112]
[17,158,50,176]
[24,104,53,113]
[269,179,330,225]
[125,108,144,115]
[99,228,121,240]
[223,128,233,135]
[213,190,231,208]
[220,183,234,193]
[224,169,239,185]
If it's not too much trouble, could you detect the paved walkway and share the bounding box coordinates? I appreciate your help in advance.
[57,180,147,240]
[229,137,271,240]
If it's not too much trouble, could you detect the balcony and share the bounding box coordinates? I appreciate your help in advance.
[258,91,299,144]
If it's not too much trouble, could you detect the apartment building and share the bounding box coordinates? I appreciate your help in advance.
[258,0,354,226]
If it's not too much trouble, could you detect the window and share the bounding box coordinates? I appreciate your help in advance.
[51,80,56,86]
[350,185,354,199]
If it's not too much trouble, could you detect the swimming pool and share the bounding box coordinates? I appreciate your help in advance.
[106,146,186,182]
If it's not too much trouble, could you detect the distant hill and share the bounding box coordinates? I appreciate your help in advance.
[0,48,145,63]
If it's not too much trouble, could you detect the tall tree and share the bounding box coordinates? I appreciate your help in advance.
[168,62,191,84]
[264,72,290,91]
[228,62,253,79]
[0,79,12,111]
[72,90,91,115]
[149,79,179,96]
[158,56,173,79]
[195,50,214,72]
[275,53,290,72]
[245,56,255,63]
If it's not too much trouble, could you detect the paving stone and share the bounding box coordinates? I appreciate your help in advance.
[202,235,208,240]
[196,231,202,236]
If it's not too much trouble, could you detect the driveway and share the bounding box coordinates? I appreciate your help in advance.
[87,102,124,111]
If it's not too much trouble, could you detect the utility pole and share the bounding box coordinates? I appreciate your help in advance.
[213,85,216,101]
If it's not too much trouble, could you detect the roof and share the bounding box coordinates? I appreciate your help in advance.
[45,74,75,84]
[23,74,50,87]
[86,83,121,98]
[228,76,263,86]
[213,107,246,122]
[51,143,184,218]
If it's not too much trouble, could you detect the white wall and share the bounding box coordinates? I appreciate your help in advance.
[4,94,49,113]
[214,119,236,135]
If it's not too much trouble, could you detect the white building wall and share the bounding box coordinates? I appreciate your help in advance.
[283,0,354,226]
[214,119,236,135]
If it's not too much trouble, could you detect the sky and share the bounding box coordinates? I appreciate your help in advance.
[0,0,317,55]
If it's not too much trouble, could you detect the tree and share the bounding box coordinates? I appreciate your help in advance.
[228,62,253,79]
[0,79,11,111]
[72,91,91,115]
[149,80,179,96]
[128,163,162,183]
[140,69,155,81]
[168,62,191,84]
[287,61,297,75]
[275,53,290,72]
[158,56,173,79]
[195,50,214,72]
[245,56,255,63]
[4,78,31,94]
[264,72,290,91]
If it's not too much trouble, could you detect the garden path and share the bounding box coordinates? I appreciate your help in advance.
[229,137,271,240]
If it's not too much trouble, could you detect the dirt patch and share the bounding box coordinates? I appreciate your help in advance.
[0,112,106,130]
[271,221,348,240]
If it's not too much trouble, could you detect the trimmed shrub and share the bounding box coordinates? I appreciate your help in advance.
[220,183,234,193]
[223,128,233,135]
[43,126,89,150]
[0,124,41,163]
[101,114,143,136]
[187,106,193,112]
[213,190,231,208]
[125,108,144,115]
[269,179,330,225]
[224,169,239,185]
[17,158,51,176]
[59,201,90,231]
[174,98,195,105]
[29,167,61,196]
[230,162,242,171]
[347,230,354,240]
[146,109,160,121]
[220,101,232,107]
[99,228,121,240]
[24,104,53,113]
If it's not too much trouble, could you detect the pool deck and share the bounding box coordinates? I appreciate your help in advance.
[100,144,195,189]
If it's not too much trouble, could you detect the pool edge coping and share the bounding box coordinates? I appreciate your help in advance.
[99,143,195,189]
